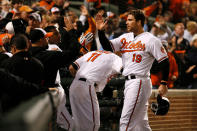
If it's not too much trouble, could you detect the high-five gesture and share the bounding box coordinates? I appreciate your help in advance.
[80,32,94,46]
[64,16,74,31]
[80,5,89,17]
[95,12,108,31]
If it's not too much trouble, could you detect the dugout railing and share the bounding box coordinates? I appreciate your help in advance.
[0,91,59,131]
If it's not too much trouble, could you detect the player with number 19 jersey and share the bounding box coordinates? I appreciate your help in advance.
[110,32,168,77]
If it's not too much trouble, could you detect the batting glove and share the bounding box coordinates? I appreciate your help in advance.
[80,32,94,46]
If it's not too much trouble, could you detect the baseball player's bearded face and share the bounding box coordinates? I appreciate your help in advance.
[126,15,138,33]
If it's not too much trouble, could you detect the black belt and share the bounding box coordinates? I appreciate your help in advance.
[78,78,98,87]
[125,75,136,80]
[79,78,87,82]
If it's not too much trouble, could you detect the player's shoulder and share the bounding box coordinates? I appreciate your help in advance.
[93,50,120,58]
[111,32,134,43]
[87,51,96,54]
[84,50,106,57]
[83,51,96,57]
[119,32,134,38]
[142,32,157,39]
[105,51,122,60]
[143,32,161,42]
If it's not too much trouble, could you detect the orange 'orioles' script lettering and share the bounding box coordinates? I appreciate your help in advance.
[120,38,145,53]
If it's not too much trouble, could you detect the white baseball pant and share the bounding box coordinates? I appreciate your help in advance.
[56,86,74,131]
[70,78,100,131]
[120,77,152,131]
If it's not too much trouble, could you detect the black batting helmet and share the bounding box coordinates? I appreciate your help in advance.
[151,94,170,115]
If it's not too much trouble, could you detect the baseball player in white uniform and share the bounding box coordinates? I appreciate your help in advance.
[95,9,169,131]
[69,50,122,131]
[43,27,74,131]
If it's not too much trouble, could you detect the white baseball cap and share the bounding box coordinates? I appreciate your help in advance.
[5,19,26,34]
[29,12,42,22]
[5,22,14,34]
[154,22,161,28]
[35,28,53,37]
[51,7,60,13]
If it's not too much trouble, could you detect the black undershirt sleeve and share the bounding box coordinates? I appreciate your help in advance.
[98,30,113,52]
[158,58,170,82]
[71,62,79,71]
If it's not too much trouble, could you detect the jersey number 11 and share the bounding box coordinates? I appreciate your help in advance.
[87,53,102,62]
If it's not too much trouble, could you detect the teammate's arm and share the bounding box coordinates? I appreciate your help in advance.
[69,63,78,77]
[98,30,113,52]
[95,13,113,52]
[158,58,169,96]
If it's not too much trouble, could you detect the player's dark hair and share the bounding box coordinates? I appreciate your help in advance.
[0,18,10,30]
[29,29,45,43]
[10,34,28,50]
[128,9,145,27]
[51,16,65,27]
[44,26,56,32]
[5,12,13,20]
[12,19,27,35]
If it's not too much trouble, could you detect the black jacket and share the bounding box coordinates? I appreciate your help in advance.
[1,51,44,85]
[29,46,79,87]
[187,47,197,65]
[0,68,48,113]
[0,53,9,65]
[58,28,82,56]
[186,47,197,81]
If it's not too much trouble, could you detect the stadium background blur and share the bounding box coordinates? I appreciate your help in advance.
[0,0,197,131]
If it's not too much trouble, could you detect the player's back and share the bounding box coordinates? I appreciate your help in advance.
[75,51,122,83]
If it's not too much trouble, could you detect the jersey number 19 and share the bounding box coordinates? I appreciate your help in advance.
[132,53,142,63]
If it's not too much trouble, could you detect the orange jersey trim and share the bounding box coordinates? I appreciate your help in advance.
[158,56,168,63]
[120,49,145,53]
[174,50,186,54]
[74,62,80,69]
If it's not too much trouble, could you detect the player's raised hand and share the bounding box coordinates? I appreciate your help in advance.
[80,32,94,46]
[95,12,108,31]
[64,16,74,31]
[63,1,70,9]
[80,5,89,17]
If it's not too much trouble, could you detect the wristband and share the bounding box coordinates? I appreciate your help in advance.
[71,62,79,70]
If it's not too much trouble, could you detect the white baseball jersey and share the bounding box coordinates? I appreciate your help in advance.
[110,32,168,76]
[74,50,122,92]
[69,51,122,131]
[109,32,168,131]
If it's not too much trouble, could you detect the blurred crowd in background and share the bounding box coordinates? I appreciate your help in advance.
[0,0,197,114]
